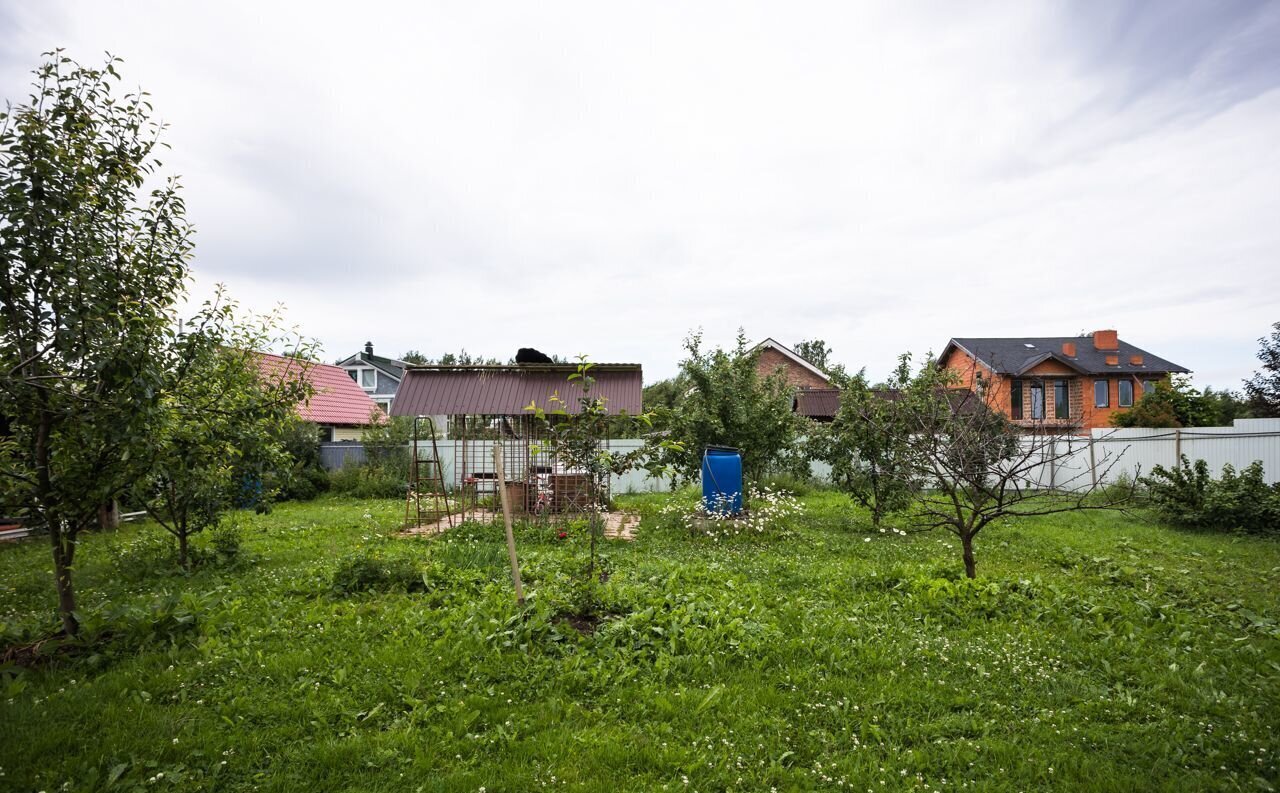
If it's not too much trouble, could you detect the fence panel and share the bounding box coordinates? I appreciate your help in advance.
[319,442,367,471]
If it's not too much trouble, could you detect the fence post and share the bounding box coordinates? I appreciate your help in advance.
[1174,429,1182,464]
[1088,435,1097,489]
[493,443,526,606]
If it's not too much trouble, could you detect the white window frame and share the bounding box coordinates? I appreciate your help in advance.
[348,366,377,391]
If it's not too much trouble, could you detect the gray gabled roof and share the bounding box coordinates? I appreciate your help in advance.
[336,352,406,380]
[943,336,1189,376]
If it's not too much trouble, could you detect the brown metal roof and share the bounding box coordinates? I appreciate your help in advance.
[391,365,643,417]
[794,388,841,419]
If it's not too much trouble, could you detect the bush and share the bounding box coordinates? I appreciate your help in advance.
[330,549,422,594]
[1142,456,1280,535]
[328,465,407,499]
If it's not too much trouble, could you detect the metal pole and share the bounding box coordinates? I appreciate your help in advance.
[493,443,526,606]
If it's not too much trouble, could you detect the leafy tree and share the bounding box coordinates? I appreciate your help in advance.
[526,358,672,612]
[361,412,413,474]
[1110,380,1185,428]
[132,291,314,568]
[400,350,429,365]
[0,53,193,634]
[792,339,833,373]
[274,416,329,501]
[810,357,916,528]
[640,373,691,424]
[793,338,848,379]
[1244,321,1280,417]
[659,330,802,484]
[1112,376,1253,429]
[1199,386,1252,426]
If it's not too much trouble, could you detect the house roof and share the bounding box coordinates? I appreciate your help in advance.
[390,364,643,417]
[794,388,841,419]
[256,353,381,426]
[750,338,832,384]
[336,351,406,380]
[942,336,1189,376]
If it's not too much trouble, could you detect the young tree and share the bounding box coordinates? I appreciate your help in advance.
[526,358,672,611]
[132,292,314,568]
[810,357,917,528]
[660,330,802,484]
[902,359,1131,578]
[1244,321,1280,417]
[0,53,193,634]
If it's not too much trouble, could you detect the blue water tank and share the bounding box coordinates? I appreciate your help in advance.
[701,446,743,515]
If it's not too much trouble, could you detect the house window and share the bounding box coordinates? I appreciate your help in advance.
[317,426,334,443]
[1054,380,1070,419]
[1142,381,1156,396]
[1010,379,1023,420]
[1029,381,1045,420]
[348,367,376,390]
[1118,380,1134,407]
[1094,380,1109,408]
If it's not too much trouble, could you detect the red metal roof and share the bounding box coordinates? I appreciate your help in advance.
[391,365,643,417]
[256,352,380,426]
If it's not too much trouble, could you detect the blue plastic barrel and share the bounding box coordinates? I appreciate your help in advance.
[701,446,743,515]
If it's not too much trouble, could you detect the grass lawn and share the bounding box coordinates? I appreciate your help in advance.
[1,491,1278,792]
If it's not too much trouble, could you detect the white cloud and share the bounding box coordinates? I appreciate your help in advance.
[2,1,1276,387]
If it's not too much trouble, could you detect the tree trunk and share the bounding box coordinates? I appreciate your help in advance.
[50,527,79,636]
[178,530,190,570]
[961,533,977,579]
[37,411,79,635]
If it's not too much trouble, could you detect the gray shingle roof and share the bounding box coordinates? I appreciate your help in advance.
[945,336,1189,376]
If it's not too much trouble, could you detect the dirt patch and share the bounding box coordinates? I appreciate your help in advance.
[554,613,604,635]
[1,630,108,669]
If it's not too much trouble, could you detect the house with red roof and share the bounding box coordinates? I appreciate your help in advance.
[256,352,381,441]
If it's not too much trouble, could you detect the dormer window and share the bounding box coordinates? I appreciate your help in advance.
[348,367,376,390]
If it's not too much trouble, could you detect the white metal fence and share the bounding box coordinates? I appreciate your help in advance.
[329,418,1280,494]
[407,438,674,495]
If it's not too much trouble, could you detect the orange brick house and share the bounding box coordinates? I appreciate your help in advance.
[938,330,1189,433]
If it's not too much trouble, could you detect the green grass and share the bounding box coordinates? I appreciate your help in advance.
[1,492,1278,792]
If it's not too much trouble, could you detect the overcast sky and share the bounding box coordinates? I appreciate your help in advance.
[3,1,1278,386]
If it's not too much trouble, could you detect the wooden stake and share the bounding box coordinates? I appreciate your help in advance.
[493,443,526,606]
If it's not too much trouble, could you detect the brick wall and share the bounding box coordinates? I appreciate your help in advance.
[942,348,1172,432]
[756,347,830,389]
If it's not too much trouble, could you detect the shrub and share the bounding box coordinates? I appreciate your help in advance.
[206,520,245,563]
[328,465,407,499]
[330,549,422,594]
[1142,456,1280,535]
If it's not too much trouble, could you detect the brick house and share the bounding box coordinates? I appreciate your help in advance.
[751,338,833,390]
[938,330,1189,433]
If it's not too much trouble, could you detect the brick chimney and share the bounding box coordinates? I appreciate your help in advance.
[364,341,374,356]
[1130,354,1143,366]
[1092,329,1119,351]
[1062,341,1077,357]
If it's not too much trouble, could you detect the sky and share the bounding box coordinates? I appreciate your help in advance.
[2,1,1278,387]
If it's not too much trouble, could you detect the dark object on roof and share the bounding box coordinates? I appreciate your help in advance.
[336,341,406,379]
[943,333,1189,376]
[794,388,841,420]
[516,348,555,364]
[391,364,642,416]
